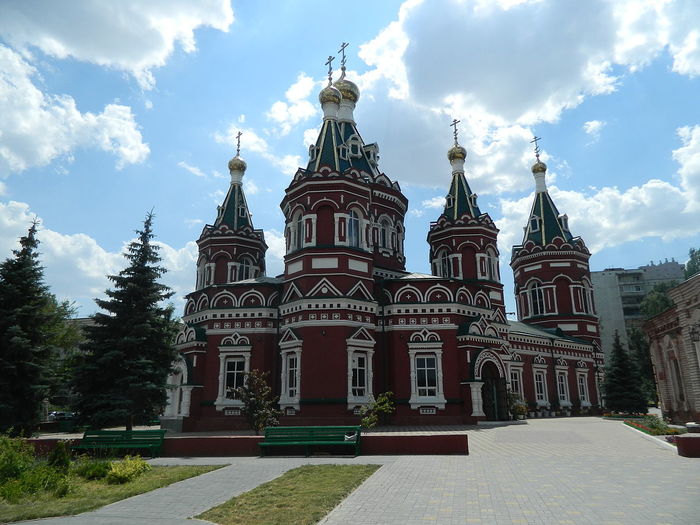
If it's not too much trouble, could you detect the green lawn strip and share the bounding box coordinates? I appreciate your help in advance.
[199,464,380,525]
[0,465,222,523]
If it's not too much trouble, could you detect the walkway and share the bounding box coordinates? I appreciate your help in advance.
[18,418,700,525]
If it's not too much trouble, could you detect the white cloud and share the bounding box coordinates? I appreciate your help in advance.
[0,0,234,90]
[0,199,197,315]
[244,179,259,195]
[265,73,318,136]
[0,45,149,176]
[496,124,700,257]
[422,196,446,209]
[303,127,320,148]
[144,100,153,110]
[178,161,206,178]
[264,229,285,277]
[583,120,606,140]
[216,125,301,177]
[184,218,204,227]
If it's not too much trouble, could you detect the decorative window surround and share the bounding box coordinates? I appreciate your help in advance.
[508,364,524,400]
[215,338,251,411]
[556,369,571,407]
[346,328,376,409]
[408,340,446,409]
[533,366,548,407]
[280,334,302,410]
[576,372,591,407]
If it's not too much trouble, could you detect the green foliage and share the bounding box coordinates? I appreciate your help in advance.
[639,282,676,319]
[685,247,700,279]
[47,441,71,473]
[0,223,55,435]
[73,457,112,480]
[0,435,34,483]
[627,327,657,404]
[229,370,281,435]
[603,332,647,414]
[360,392,395,429]
[72,213,178,430]
[642,415,672,434]
[105,455,151,484]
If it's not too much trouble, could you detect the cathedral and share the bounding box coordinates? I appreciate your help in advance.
[162,58,603,432]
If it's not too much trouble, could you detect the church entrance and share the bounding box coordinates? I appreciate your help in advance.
[481,361,508,421]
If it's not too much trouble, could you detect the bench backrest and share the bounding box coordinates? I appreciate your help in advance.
[264,426,360,443]
[81,429,166,445]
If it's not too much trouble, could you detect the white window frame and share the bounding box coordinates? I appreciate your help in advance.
[509,365,524,400]
[530,283,545,316]
[348,210,360,248]
[533,368,548,407]
[215,345,251,411]
[408,342,446,409]
[280,338,302,411]
[556,369,571,407]
[347,347,375,409]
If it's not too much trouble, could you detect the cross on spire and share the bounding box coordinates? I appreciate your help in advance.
[451,119,461,145]
[530,135,542,160]
[236,131,242,156]
[325,55,335,85]
[338,42,349,80]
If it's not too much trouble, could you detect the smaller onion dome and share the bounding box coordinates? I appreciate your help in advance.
[334,78,360,104]
[319,84,342,105]
[531,160,547,173]
[447,144,467,161]
[228,155,247,173]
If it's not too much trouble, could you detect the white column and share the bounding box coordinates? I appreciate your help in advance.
[468,382,486,417]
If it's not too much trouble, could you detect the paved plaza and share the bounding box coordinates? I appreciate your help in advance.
[18,418,700,525]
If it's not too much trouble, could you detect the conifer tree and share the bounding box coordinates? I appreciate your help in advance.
[0,223,52,435]
[603,331,647,414]
[73,213,177,430]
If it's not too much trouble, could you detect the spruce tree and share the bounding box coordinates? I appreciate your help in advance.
[0,223,52,435]
[73,213,177,430]
[603,331,647,414]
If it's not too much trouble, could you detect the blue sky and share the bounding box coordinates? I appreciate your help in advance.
[1,0,700,317]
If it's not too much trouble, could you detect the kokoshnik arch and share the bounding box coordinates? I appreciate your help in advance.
[163,53,604,431]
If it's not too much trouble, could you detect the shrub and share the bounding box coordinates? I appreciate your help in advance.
[360,392,395,429]
[47,441,71,473]
[0,480,24,504]
[73,457,112,480]
[19,464,68,496]
[106,455,151,484]
[0,435,35,483]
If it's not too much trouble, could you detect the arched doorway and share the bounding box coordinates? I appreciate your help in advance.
[481,361,508,420]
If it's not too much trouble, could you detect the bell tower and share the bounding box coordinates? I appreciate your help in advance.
[510,139,599,344]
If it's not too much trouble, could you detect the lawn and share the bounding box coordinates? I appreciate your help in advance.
[199,464,380,525]
[0,464,222,523]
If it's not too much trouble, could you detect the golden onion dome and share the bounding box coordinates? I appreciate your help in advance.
[319,84,342,105]
[228,155,247,173]
[447,144,467,161]
[334,78,360,104]
[531,160,547,173]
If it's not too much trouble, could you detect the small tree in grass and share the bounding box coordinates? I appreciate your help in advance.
[229,370,281,435]
[359,392,395,430]
[603,332,647,414]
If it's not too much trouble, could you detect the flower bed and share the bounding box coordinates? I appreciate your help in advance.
[624,416,683,436]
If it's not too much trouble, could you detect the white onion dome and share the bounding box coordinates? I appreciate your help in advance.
[228,155,247,173]
[334,77,360,104]
[319,84,342,105]
[531,160,547,173]
[447,144,467,161]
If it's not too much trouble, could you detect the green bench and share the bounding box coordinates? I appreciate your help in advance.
[71,429,167,457]
[259,426,361,457]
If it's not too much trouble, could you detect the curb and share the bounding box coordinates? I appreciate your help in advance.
[620,422,678,452]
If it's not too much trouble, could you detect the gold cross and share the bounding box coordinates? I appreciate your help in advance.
[530,136,542,159]
[325,55,334,85]
[236,131,242,156]
[338,42,349,68]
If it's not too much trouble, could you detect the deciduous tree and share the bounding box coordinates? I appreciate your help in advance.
[229,369,281,435]
[685,247,700,279]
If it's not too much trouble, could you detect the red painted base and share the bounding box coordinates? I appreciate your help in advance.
[676,434,700,458]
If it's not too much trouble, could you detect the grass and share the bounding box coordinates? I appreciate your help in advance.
[199,464,380,525]
[0,464,222,523]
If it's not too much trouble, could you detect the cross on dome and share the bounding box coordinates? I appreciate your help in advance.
[325,55,334,85]
[530,135,542,160]
[451,119,461,146]
[338,42,349,79]
[236,131,242,156]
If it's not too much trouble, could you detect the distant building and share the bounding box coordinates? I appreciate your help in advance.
[591,261,684,355]
[644,273,700,423]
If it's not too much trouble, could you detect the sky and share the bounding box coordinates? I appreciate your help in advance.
[2,0,700,318]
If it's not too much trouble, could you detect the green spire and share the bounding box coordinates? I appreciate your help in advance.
[443,172,481,220]
[522,189,572,245]
[215,183,253,230]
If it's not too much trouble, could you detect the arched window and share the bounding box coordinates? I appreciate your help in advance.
[294,213,304,250]
[348,210,360,247]
[239,257,254,281]
[529,283,545,316]
[439,250,451,278]
[380,219,391,249]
